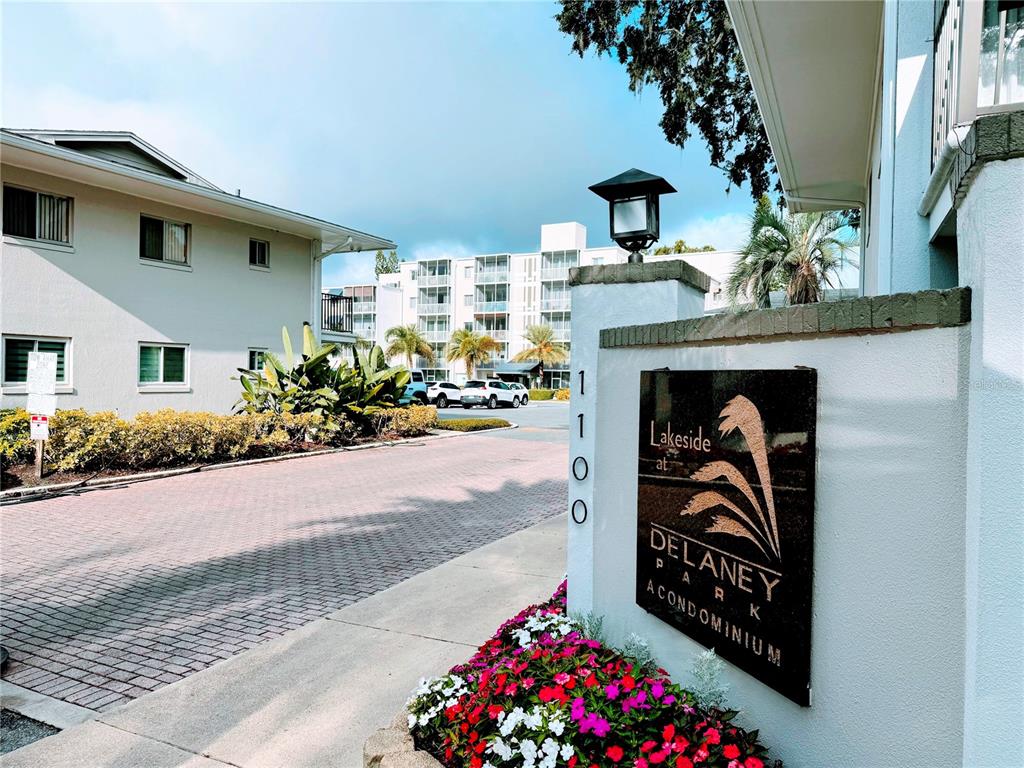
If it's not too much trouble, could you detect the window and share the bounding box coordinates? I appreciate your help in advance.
[139,344,187,385]
[3,337,68,385]
[464,266,472,278]
[464,321,473,330]
[463,294,473,306]
[249,239,269,268]
[409,297,416,308]
[591,257,604,266]
[248,349,266,370]
[140,215,189,265]
[3,185,72,244]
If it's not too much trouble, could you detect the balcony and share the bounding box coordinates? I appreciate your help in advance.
[540,296,571,311]
[420,329,451,343]
[321,293,353,334]
[417,302,451,315]
[351,301,376,314]
[476,270,509,284]
[417,272,451,287]
[540,266,573,281]
[478,329,509,341]
[474,300,509,313]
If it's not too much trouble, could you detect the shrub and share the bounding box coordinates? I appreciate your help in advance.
[382,405,438,437]
[554,387,570,400]
[408,582,779,768]
[0,408,33,464]
[529,389,556,400]
[48,410,129,472]
[438,418,511,432]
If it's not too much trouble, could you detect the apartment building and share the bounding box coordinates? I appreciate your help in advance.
[329,222,739,387]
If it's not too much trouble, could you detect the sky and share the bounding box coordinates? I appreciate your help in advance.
[1,1,760,287]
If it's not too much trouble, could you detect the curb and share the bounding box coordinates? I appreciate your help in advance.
[364,708,443,767]
[0,423,518,504]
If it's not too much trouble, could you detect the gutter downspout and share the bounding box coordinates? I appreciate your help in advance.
[918,126,971,216]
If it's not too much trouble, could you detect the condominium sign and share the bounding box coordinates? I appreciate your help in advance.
[636,369,817,706]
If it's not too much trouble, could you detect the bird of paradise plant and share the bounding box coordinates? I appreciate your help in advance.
[681,395,782,561]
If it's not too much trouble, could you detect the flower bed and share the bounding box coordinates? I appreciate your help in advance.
[407,582,778,768]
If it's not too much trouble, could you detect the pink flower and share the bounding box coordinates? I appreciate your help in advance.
[651,681,665,699]
[704,728,720,745]
[662,695,676,705]
[570,697,586,721]
[554,672,570,685]
[606,684,620,700]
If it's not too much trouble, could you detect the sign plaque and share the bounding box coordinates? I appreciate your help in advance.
[636,369,817,706]
[27,352,58,395]
[30,414,50,441]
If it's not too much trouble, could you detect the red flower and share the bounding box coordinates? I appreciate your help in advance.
[649,749,670,764]
[675,758,693,768]
[744,759,763,768]
[621,675,636,691]
[704,728,721,745]
[723,745,740,760]
[470,756,482,768]
[662,724,675,742]
[606,745,624,763]
[486,704,504,719]
[641,740,657,753]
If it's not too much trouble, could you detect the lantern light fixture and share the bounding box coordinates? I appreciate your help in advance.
[589,168,677,264]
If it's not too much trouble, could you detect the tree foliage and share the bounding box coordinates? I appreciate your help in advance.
[374,249,400,277]
[726,196,858,308]
[512,324,569,366]
[446,329,501,379]
[385,324,434,367]
[556,0,778,199]
[652,238,716,255]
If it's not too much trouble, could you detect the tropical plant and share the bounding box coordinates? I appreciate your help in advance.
[374,249,400,276]
[235,325,410,429]
[446,329,501,379]
[727,196,857,308]
[385,324,433,367]
[353,335,374,352]
[652,238,716,255]
[511,324,569,370]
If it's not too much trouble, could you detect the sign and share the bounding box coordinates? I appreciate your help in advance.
[26,393,57,417]
[636,369,817,706]
[30,414,50,441]
[27,351,58,395]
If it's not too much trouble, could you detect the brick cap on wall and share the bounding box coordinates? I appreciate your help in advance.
[599,287,971,349]
[569,259,711,293]
[951,109,1024,207]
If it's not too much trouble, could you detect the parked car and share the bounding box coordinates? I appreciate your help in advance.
[509,382,529,405]
[460,379,521,409]
[428,381,462,407]
[400,369,428,404]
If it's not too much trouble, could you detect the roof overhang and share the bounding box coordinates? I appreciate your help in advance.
[0,131,395,254]
[727,0,884,212]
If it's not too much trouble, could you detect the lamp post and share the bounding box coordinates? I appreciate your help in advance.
[589,168,677,264]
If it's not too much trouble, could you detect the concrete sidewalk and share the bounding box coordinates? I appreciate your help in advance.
[3,514,566,768]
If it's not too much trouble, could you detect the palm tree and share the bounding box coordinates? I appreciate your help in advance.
[446,329,501,379]
[384,325,433,368]
[727,196,857,308]
[512,325,568,385]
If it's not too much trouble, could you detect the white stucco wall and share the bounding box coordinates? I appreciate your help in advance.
[957,156,1024,768]
[568,281,970,766]
[1,166,316,416]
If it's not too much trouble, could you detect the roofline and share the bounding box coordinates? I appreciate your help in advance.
[0,130,396,252]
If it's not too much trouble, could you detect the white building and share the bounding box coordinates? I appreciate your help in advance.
[0,129,393,415]
[328,222,739,386]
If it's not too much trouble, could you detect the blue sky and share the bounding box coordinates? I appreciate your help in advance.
[1,2,759,286]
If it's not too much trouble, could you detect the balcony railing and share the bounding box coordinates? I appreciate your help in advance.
[351,301,376,314]
[417,272,451,287]
[540,266,573,281]
[540,297,571,311]
[417,302,451,315]
[321,293,353,334]
[474,300,509,313]
[478,329,509,341]
[476,270,509,284]
[420,329,451,342]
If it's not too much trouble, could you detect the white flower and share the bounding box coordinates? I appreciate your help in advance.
[407,714,416,730]
[548,717,565,737]
[560,743,575,761]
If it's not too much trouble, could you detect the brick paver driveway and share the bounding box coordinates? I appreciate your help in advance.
[0,431,567,711]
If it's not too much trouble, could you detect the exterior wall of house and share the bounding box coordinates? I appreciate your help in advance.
[0,165,315,416]
[956,155,1024,767]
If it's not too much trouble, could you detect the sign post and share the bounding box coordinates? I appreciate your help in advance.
[636,369,817,706]
[26,351,58,480]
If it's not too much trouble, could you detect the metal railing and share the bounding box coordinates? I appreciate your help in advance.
[351,301,376,314]
[474,300,509,313]
[540,266,573,281]
[420,329,451,342]
[932,0,962,167]
[416,272,451,287]
[417,302,451,315]
[540,296,571,311]
[475,270,509,284]
[321,293,354,334]
[478,329,508,341]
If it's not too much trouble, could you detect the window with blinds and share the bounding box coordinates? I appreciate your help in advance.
[138,344,187,385]
[140,216,190,265]
[2,185,72,244]
[3,337,68,384]
[248,349,266,370]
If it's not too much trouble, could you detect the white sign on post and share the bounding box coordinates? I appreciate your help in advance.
[26,352,59,417]
[30,414,50,441]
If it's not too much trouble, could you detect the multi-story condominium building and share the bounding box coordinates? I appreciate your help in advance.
[332,222,740,387]
[0,129,393,415]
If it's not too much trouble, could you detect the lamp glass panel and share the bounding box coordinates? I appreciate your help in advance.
[612,198,648,235]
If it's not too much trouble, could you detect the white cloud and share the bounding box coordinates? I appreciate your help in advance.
[659,212,751,254]
[408,240,474,261]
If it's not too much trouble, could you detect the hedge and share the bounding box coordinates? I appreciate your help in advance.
[439,418,511,432]
[0,405,438,475]
[528,389,556,400]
